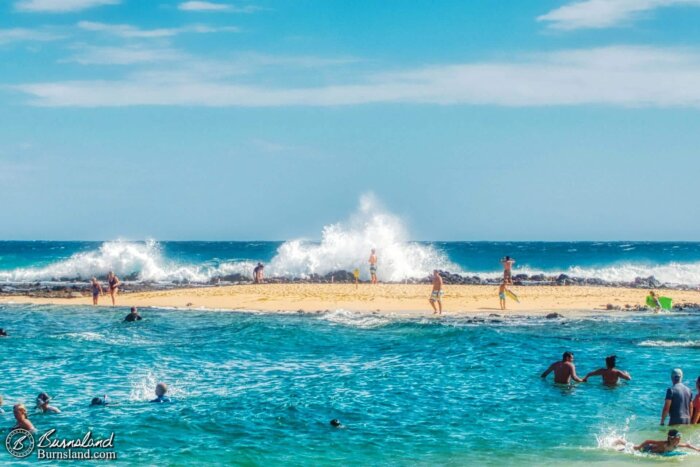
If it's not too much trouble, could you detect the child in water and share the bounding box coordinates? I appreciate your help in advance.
[151,383,172,403]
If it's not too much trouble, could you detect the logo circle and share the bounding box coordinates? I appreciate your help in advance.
[5,428,35,458]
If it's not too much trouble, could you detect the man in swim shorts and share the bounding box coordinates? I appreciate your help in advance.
[541,351,583,384]
[124,307,142,322]
[661,368,692,426]
[583,355,632,385]
[429,270,444,315]
[498,282,507,310]
[500,256,515,284]
[151,383,171,403]
[369,249,378,284]
[615,429,700,454]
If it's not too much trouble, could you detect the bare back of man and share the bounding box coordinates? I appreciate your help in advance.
[541,352,583,384]
[585,368,631,385]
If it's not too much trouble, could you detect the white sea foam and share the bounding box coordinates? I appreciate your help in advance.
[0,239,256,284]
[0,195,455,284]
[267,194,457,281]
[498,262,700,286]
[1,195,700,285]
[318,309,391,329]
[638,340,700,348]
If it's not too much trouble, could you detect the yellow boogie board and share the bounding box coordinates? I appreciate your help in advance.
[505,289,520,303]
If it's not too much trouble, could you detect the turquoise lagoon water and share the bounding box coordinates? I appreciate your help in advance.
[1,305,700,465]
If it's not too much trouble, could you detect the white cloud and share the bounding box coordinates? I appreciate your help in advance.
[538,0,700,30]
[0,28,63,44]
[13,46,700,108]
[77,21,239,38]
[64,45,186,65]
[16,0,119,13]
[179,1,229,11]
[178,1,261,12]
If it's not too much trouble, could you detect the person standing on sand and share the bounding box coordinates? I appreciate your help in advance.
[500,256,515,284]
[661,368,693,426]
[541,351,583,384]
[648,290,662,310]
[253,263,265,284]
[353,268,360,289]
[90,277,104,306]
[498,282,507,310]
[429,270,444,315]
[582,355,631,385]
[107,272,120,306]
[369,249,378,284]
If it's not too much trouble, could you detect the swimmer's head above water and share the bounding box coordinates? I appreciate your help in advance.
[605,355,616,369]
[36,392,51,408]
[155,383,168,398]
[91,395,109,406]
[562,351,574,362]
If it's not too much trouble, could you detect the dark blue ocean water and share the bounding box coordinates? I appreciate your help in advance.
[1,305,699,465]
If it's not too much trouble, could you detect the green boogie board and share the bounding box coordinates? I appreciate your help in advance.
[646,296,672,310]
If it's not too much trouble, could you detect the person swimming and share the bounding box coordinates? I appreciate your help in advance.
[0,328,7,337]
[615,430,700,454]
[541,351,583,384]
[151,383,171,403]
[124,307,142,322]
[330,419,343,428]
[12,404,36,432]
[583,355,632,385]
[91,395,109,406]
[36,392,60,414]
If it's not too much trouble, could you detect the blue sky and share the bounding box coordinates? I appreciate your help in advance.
[1,0,700,241]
